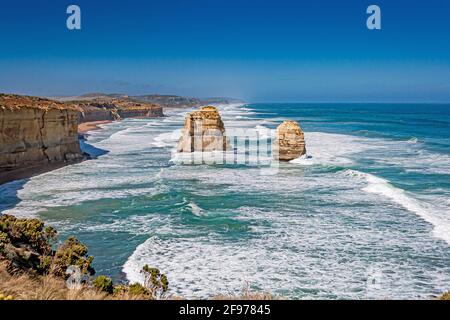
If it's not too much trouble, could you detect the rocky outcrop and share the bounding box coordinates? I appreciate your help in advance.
[0,94,83,177]
[273,120,306,161]
[72,98,164,123]
[177,106,230,152]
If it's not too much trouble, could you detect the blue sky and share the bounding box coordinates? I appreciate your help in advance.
[0,0,449,102]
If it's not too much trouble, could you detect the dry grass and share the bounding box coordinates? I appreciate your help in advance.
[212,283,280,300]
[440,292,450,300]
[0,265,102,300]
[0,93,73,111]
[1,264,279,300]
[0,263,151,300]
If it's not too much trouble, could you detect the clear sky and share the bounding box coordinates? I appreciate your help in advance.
[0,0,449,102]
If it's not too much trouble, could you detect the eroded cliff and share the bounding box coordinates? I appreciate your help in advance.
[0,94,83,178]
[70,98,164,123]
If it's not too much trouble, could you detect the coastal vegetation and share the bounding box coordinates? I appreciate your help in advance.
[0,214,167,300]
[0,214,274,300]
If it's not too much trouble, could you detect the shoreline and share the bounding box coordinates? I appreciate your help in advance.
[0,121,111,186]
[78,120,112,134]
[0,160,82,186]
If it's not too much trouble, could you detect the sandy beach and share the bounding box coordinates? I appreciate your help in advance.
[78,120,112,134]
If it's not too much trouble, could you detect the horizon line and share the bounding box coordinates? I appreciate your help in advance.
[1,91,449,105]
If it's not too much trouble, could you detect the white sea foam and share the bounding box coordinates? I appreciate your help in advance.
[1,155,166,217]
[170,150,272,166]
[407,137,418,144]
[254,125,274,140]
[370,147,450,175]
[186,200,204,217]
[290,132,375,166]
[123,198,450,299]
[152,129,181,148]
[344,169,450,245]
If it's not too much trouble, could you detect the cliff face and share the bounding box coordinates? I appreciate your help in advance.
[115,100,164,118]
[75,101,121,123]
[273,120,306,161]
[70,98,164,123]
[0,94,83,174]
[177,106,230,152]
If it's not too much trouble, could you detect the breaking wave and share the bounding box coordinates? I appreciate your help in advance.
[344,169,450,245]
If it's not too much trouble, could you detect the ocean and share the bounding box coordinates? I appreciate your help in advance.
[1,103,449,299]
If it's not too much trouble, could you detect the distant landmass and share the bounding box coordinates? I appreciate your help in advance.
[51,93,245,108]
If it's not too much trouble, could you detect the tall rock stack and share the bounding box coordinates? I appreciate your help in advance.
[273,120,306,161]
[177,106,230,152]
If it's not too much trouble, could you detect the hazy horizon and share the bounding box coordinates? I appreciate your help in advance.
[2,90,450,105]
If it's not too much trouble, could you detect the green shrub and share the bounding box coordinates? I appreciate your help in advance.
[38,255,53,274]
[93,275,113,294]
[0,231,10,251]
[141,264,169,299]
[0,215,95,280]
[0,214,56,256]
[51,236,95,278]
[128,283,151,296]
[0,215,173,301]
[111,283,152,298]
[0,215,56,273]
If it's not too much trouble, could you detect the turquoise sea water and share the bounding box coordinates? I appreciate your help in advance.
[1,103,449,299]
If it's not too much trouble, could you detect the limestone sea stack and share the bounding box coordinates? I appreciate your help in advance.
[0,94,84,182]
[273,120,306,161]
[177,106,230,152]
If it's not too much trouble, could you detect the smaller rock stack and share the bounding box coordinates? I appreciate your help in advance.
[273,120,306,161]
[177,106,230,152]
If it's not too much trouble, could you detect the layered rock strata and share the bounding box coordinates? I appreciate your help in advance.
[273,120,306,161]
[0,94,83,175]
[177,106,230,152]
[72,98,164,123]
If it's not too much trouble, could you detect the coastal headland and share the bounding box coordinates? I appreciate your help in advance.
[0,93,244,184]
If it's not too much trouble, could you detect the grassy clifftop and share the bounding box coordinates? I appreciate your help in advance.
[0,94,77,111]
